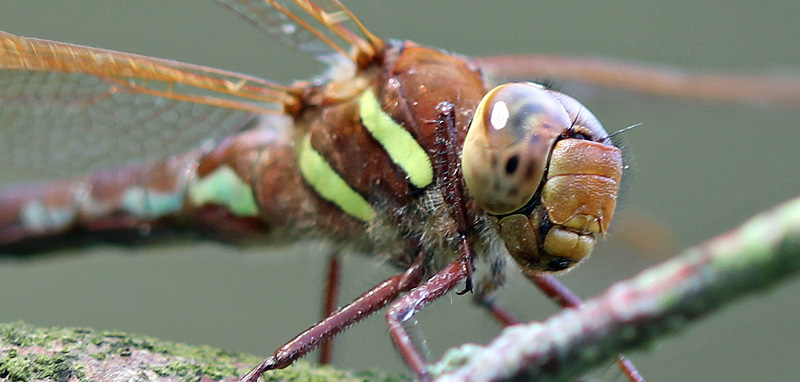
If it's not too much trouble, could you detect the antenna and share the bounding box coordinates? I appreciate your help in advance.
[609,122,645,139]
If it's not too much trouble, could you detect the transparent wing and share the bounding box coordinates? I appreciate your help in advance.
[214,0,384,65]
[474,55,800,107]
[0,31,301,178]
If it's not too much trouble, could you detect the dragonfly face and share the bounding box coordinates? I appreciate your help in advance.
[463,82,622,272]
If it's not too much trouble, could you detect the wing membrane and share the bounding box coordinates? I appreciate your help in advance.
[475,55,800,107]
[215,0,383,65]
[0,31,300,178]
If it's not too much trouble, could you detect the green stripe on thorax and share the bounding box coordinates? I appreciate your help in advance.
[295,89,434,222]
[359,89,433,189]
[187,166,260,217]
[297,134,375,222]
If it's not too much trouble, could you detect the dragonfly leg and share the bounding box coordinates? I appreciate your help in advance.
[472,274,520,327]
[524,273,583,309]
[434,101,475,294]
[386,258,469,381]
[238,254,427,382]
[473,273,645,381]
[525,274,646,382]
[318,251,341,365]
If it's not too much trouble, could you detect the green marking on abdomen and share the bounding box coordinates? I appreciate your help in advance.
[359,89,433,189]
[122,187,184,219]
[187,166,260,217]
[298,134,375,222]
[20,200,76,231]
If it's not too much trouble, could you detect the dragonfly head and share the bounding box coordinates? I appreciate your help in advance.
[462,82,622,273]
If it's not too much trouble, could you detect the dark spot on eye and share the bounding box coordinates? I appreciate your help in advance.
[545,257,575,272]
[493,180,502,191]
[491,155,498,168]
[505,155,519,174]
[507,187,518,197]
[571,133,588,140]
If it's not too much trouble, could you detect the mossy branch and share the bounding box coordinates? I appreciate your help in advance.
[430,195,800,381]
[0,322,405,382]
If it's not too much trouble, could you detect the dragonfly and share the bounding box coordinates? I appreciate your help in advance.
[1,0,800,382]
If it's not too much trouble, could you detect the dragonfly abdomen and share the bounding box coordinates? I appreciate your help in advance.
[0,150,202,250]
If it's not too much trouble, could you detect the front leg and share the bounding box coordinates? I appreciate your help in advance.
[381,100,483,380]
[385,258,469,381]
[434,101,475,294]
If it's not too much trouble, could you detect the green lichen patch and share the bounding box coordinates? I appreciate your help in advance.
[0,322,86,349]
[0,322,408,382]
[0,347,87,382]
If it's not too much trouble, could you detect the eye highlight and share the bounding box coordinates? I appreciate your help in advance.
[462,82,572,215]
[489,101,510,130]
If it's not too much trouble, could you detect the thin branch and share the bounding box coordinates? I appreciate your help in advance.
[431,195,800,381]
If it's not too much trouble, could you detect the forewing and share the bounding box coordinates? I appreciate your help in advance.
[474,55,800,106]
[0,31,299,179]
[214,0,383,64]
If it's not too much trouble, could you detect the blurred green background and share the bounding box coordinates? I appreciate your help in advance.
[1,1,799,381]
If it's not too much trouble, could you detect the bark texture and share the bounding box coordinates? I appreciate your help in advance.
[0,322,402,382]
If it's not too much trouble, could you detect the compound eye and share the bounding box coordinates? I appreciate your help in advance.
[462,83,571,215]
